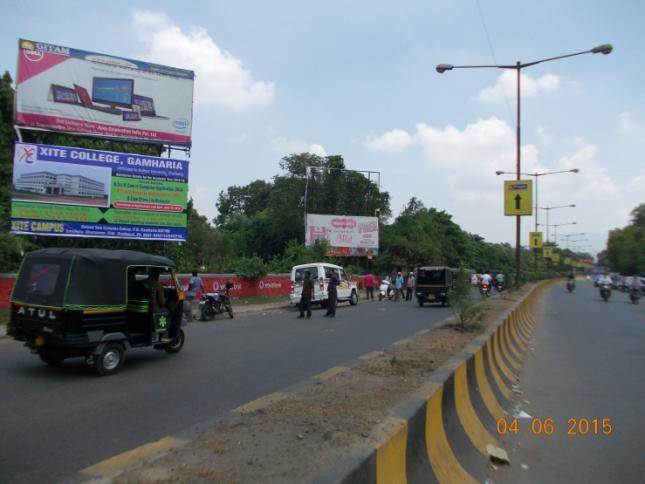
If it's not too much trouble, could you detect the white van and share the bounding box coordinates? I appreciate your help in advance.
[290,263,359,307]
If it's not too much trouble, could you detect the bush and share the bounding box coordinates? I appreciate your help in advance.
[235,256,268,279]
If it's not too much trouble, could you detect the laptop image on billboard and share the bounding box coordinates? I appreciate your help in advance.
[132,94,169,119]
[74,84,123,115]
[50,85,80,105]
[92,77,134,109]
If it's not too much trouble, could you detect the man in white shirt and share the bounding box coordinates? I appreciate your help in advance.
[597,272,612,286]
[481,272,493,285]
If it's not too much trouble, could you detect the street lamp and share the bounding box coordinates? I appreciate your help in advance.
[495,169,579,243]
[438,44,612,285]
[545,222,577,245]
[539,204,576,243]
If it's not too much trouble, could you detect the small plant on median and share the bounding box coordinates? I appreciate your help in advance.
[450,268,482,332]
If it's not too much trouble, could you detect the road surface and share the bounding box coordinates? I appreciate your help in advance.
[0,297,453,483]
[494,280,644,483]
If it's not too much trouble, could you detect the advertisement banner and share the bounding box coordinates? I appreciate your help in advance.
[11,142,188,241]
[15,39,194,146]
[305,213,379,257]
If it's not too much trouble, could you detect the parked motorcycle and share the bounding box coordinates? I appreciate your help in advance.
[566,280,576,293]
[630,288,641,305]
[199,282,234,320]
[378,280,394,301]
[599,283,611,302]
[480,283,491,297]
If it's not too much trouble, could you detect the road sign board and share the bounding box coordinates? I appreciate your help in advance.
[504,180,533,216]
[564,257,572,266]
[530,231,543,249]
[551,253,560,264]
[543,247,553,258]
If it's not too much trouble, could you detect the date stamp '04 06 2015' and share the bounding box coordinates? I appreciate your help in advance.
[496,417,613,436]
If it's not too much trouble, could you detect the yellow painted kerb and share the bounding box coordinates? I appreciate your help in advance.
[376,418,408,484]
[426,386,477,484]
[81,436,187,477]
[453,363,499,455]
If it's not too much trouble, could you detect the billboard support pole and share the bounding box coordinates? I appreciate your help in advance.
[13,126,23,142]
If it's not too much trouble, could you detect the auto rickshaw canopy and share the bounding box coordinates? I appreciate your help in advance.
[11,248,175,310]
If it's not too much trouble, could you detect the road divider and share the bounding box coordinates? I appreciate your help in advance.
[333,280,550,483]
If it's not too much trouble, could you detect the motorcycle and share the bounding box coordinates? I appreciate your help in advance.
[630,288,641,305]
[566,280,576,293]
[494,280,505,292]
[378,280,394,301]
[199,282,234,320]
[480,283,491,297]
[599,283,611,302]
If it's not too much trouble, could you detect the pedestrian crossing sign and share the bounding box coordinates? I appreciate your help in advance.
[504,180,533,216]
[530,231,543,249]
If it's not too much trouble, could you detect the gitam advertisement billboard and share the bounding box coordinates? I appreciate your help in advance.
[15,39,194,146]
[305,213,379,257]
[11,142,188,241]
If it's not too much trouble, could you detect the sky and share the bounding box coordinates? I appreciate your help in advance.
[2,0,644,256]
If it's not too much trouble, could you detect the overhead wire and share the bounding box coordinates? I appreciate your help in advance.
[474,0,514,121]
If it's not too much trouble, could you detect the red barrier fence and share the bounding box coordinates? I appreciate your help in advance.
[0,273,381,308]
[0,273,293,309]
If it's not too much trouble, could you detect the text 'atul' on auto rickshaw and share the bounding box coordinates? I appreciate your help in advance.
[415,266,453,307]
[8,248,186,376]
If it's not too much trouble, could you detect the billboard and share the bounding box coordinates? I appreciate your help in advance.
[11,143,188,241]
[305,214,379,257]
[15,39,194,146]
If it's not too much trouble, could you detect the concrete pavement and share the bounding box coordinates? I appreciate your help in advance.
[493,280,644,483]
[0,297,453,483]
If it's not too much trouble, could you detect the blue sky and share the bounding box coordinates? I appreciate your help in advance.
[2,0,643,255]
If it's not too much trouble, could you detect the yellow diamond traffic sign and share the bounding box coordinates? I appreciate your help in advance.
[530,231,543,249]
[504,180,533,216]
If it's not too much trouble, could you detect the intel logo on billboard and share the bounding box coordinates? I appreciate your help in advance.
[173,118,189,130]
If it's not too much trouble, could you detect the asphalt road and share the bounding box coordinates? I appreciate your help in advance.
[495,281,645,483]
[0,297,453,483]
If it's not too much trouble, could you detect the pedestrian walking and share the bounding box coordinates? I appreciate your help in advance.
[325,269,340,317]
[406,271,415,301]
[185,270,204,321]
[297,271,313,319]
[394,272,404,302]
[364,273,375,301]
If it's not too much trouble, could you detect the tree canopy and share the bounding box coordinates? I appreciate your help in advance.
[606,204,645,274]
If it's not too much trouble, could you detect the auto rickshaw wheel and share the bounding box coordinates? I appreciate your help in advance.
[95,342,125,376]
[350,291,358,306]
[38,349,66,366]
[165,328,185,354]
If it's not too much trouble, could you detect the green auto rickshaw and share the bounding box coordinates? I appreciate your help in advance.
[8,248,186,376]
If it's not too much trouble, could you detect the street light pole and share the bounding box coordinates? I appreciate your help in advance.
[437,44,612,287]
[539,204,576,243]
[515,62,521,285]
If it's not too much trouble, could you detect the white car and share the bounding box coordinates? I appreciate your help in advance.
[290,263,359,307]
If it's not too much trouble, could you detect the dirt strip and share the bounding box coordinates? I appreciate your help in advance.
[112,286,534,484]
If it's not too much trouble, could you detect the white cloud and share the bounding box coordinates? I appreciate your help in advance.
[270,137,327,156]
[132,10,275,109]
[363,128,414,153]
[617,112,645,135]
[536,125,553,147]
[475,71,560,103]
